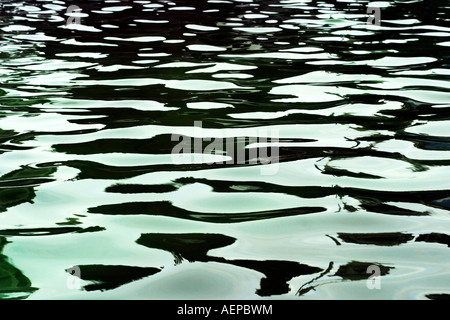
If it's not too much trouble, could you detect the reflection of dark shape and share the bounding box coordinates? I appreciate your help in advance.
[173,177,450,216]
[275,146,404,166]
[297,261,393,296]
[66,265,161,292]
[430,197,450,210]
[53,135,312,160]
[346,189,450,215]
[0,165,56,182]
[89,200,325,223]
[358,201,429,216]
[105,183,178,194]
[0,188,36,214]
[426,294,450,300]
[320,165,383,179]
[0,165,56,213]
[53,137,173,155]
[336,231,450,248]
[224,259,322,297]
[137,233,322,297]
[137,233,235,264]
[0,237,37,299]
[398,133,450,152]
[297,262,334,296]
[335,261,392,281]
[415,233,450,248]
[50,142,424,184]
[0,226,105,237]
[337,232,415,246]
[0,129,17,143]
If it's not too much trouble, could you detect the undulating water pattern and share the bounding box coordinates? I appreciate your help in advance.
[0,0,449,300]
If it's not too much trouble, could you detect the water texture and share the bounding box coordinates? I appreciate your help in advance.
[0,0,449,300]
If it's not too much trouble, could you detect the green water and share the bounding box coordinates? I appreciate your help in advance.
[0,0,449,300]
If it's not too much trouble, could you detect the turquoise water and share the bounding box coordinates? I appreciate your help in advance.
[0,0,449,300]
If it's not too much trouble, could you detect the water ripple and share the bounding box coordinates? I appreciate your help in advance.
[0,0,449,300]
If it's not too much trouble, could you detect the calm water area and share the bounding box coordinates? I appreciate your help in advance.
[0,0,449,300]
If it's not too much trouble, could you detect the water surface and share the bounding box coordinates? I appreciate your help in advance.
[0,0,449,300]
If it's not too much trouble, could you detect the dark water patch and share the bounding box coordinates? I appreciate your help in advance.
[53,138,173,155]
[397,133,450,151]
[105,183,178,194]
[0,128,99,146]
[358,201,430,216]
[0,237,37,299]
[276,146,405,164]
[66,264,161,292]
[137,233,236,264]
[0,129,18,142]
[426,293,450,300]
[415,233,450,248]
[334,261,393,281]
[0,178,55,188]
[0,226,104,237]
[0,166,57,212]
[89,201,326,224]
[0,187,36,213]
[430,197,450,211]
[0,165,56,181]
[55,217,82,226]
[225,259,323,297]
[337,232,415,246]
[319,165,384,180]
[73,225,106,234]
[46,159,261,180]
[336,232,450,248]
[344,188,450,213]
[173,178,450,213]
[52,135,315,155]
[0,144,35,151]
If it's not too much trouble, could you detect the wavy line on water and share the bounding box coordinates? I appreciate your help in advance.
[88,200,326,224]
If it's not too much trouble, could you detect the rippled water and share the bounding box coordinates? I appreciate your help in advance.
[0,0,449,300]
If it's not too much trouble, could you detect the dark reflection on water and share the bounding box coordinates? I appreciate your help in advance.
[137,233,322,296]
[337,232,415,246]
[426,293,450,300]
[89,200,326,223]
[296,260,393,296]
[0,0,449,299]
[0,225,105,236]
[66,264,161,292]
[0,165,56,213]
[0,237,37,299]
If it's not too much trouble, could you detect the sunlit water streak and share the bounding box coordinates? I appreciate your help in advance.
[0,0,449,300]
